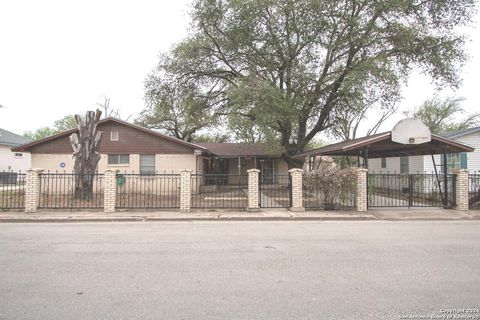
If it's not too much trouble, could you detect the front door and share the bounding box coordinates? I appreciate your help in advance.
[260,159,274,184]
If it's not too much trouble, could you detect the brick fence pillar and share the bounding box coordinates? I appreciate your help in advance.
[25,168,43,213]
[247,169,260,211]
[356,168,368,212]
[289,168,305,211]
[104,169,117,213]
[180,169,192,213]
[453,169,469,211]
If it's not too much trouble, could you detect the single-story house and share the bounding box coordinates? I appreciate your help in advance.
[0,128,31,172]
[368,127,480,174]
[12,118,289,182]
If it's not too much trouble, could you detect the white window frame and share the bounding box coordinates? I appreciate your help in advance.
[107,154,129,165]
[110,131,119,141]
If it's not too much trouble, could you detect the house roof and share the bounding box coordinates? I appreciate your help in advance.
[443,126,480,139]
[294,131,474,159]
[12,117,208,153]
[197,143,279,157]
[0,128,30,147]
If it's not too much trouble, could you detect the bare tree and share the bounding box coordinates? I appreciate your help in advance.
[69,110,103,199]
[96,96,131,121]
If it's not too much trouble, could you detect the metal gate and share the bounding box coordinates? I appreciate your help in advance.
[367,173,456,208]
[259,174,291,208]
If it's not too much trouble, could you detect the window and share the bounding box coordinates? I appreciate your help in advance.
[381,157,387,169]
[460,153,468,169]
[140,155,155,175]
[108,154,129,165]
[446,153,468,171]
[14,153,23,157]
[110,131,119,141]
[400,156,409,174]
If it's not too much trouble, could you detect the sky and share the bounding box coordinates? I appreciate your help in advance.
[0,0,479,140]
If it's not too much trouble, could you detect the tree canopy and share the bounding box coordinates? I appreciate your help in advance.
[406,96,479,134]
[24,115,77,140]
[144,0,475,166]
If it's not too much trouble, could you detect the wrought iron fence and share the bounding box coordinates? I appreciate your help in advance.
[303,174,356,210]
[116,173,180,208]
[367,173,456,208]
[469,173,480,209]
[259,174,291,208]
[0,171,26,209]
[191,174,248,208]
[39,172,104,209]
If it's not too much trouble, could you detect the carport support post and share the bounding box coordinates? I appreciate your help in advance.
[25,168,43,213]
[288,168,305,211]
[453,169,469,211]
[247,169,260,211]
[104,169,117,213]
[356,168,368,212]
[180,169,192,213]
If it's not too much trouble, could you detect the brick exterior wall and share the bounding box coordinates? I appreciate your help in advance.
[104,169,117,213]
[289,168,305,211]
[356,168,368,212]
[25,168,42,213]
[180,169,192,213]
[247,169,260,211]
[453,169,469,211]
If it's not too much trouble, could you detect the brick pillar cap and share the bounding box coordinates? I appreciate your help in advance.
[288,168,303,173]
[104,168,117,173]
[180,169,193,173]
[357,168,368,173]
[247,169,260,173]
[452,168,468,174]
[27,168,44,173]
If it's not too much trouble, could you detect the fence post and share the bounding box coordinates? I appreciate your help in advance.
[247,169,260,211]
[288,168,305,211]
[104,169,117,213]
[180,169,192,213]
[356,168,368,212]
[453,169,469,211]
[25,168,43,213]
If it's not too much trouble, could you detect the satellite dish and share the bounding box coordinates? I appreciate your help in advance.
[391,118,431,145]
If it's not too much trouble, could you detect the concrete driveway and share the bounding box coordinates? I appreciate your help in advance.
[1,221,480,319]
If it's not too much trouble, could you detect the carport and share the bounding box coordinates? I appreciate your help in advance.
[295,129,474,208]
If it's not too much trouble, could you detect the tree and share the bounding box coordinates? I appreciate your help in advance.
[24,115,78,140]
[97,96,132,121]
[405,96,479,134]
[147,0,474,167]
[69,110,103,199]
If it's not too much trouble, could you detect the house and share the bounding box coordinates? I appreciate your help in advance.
[368,127,480,174]
[0,128,31,172]
[11,118,289,181]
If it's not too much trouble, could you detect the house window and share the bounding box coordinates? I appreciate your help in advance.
[460,153,468,169]
[140,155,155,175]
[110,131,119,141]
[108,154,129,165]
[381,157,386,169]
[400,156,409,174]
[14,153,23,157]
[446,153,467,171]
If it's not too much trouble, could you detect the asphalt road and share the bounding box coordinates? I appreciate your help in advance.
[1,221,479,320]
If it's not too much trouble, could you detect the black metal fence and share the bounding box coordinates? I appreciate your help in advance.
[0,171,26,209]
[116,173,180,208]
[191,174,248,208]
[39,172,104,209]
[367,173,456,208]
[259,174,291,208]
[303,174,356,210]
[469,173,480,209]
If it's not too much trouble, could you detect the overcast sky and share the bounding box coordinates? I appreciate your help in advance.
[0,0,479,139]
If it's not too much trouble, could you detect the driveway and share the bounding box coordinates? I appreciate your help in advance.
[1,221,479,319]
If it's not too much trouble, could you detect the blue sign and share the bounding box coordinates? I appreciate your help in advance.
[59,162,66,168]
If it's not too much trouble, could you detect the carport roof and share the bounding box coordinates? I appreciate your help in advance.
[294,131,474,159]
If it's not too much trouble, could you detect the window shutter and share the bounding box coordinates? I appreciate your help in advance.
[460,153,468,169]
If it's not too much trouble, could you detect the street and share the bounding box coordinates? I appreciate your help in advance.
[1,221,479,319]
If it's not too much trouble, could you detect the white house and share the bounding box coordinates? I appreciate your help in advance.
[0,128,31,172]
[369,126,480,174]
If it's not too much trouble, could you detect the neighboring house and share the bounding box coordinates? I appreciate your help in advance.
[12,118,289,180]
[0,128,31,172]
[369,127,480,174]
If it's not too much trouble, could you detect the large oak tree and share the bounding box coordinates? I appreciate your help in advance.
[146,0,475,167]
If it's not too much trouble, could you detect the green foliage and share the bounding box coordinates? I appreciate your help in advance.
[24,115,77,140]
[145,0,475,165]
[406,96,479,134]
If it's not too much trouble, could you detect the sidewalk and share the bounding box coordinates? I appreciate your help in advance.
[0,208,479,222]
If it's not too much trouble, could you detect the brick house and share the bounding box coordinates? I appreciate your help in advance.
[12,118,288,181]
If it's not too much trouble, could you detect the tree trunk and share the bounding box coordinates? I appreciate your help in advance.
[69,110,103,199]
